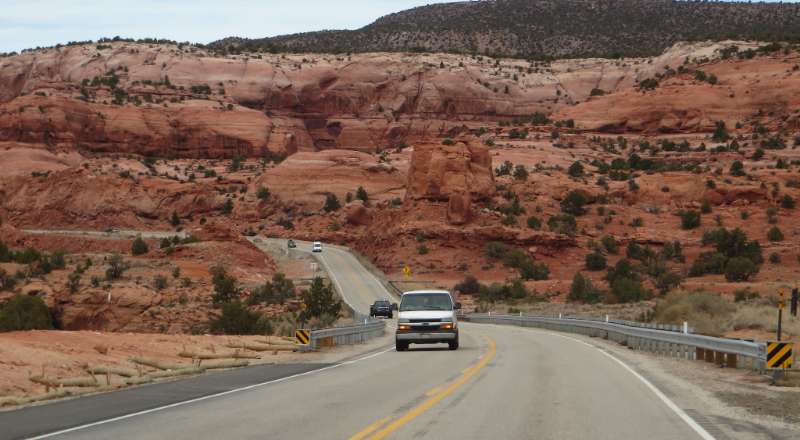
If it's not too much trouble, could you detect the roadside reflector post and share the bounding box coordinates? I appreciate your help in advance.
[683,322,688,334]
[558,313,562,319]
[605,315,609,323]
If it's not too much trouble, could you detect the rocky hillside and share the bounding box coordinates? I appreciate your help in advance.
[0,40,779,157]
[214,0,800,59]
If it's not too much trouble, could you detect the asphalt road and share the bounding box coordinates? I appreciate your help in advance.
[7,235,712,440]
[254,238,398,316]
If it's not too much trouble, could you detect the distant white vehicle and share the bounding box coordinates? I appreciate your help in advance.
[312,241,323,253]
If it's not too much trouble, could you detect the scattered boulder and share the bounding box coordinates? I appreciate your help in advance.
[343,201,372,226]
[406,136,494,202]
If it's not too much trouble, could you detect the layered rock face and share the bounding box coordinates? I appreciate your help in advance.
[0,41,744,157]
[406,136,495,224]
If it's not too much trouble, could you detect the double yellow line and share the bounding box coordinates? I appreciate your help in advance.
[349,337,497,440]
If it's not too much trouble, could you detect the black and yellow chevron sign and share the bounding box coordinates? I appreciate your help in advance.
[295,329,311,345]
[766,341,793,369]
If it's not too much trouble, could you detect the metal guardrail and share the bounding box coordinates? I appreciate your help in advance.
[466,314,767,371]
[304,320,386,350]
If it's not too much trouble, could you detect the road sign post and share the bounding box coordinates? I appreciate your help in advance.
[791,288,798,317]
[777,290,785,341]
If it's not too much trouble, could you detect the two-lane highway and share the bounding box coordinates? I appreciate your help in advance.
[5,236,714,439]
[251,238,397,316]
[36,324,706,440]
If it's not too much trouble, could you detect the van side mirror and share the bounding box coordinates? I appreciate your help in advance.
[455,302,462,310]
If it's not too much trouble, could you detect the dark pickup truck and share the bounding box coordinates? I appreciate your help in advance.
[369,300,394,318]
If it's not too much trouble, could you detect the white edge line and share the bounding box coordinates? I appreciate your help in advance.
[28,347,393,440]
[545,332,716,440]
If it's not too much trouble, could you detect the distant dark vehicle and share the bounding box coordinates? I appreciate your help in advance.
[370,300,394,318]
[287,239,296,248]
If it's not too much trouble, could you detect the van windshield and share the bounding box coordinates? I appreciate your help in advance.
[400,293,453,311]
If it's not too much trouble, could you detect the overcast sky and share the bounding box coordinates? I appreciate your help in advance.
[2,1,796,53]
[0,0,458,53]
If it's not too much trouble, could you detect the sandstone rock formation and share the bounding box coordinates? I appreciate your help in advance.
[342,201,372,226]
[0,41,752,156]
[406,137,495,199]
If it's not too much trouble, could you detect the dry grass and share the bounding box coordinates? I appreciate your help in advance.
[654,291,800,338]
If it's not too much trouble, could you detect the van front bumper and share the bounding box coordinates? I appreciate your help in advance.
[396,330,457,342]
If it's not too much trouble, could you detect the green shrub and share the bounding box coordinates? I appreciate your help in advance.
[689,251,727,276]
[454,275,480,295]
[417,245,429,255]
[484,242,509,259]
[725,256,758,281]
[519,260,549,280]
[257,186,270,200]
[300,277,342,321]
[769,252,781,264]
[513,165,529,180]
[105,253,128,280]
[131,236,149,255]
[0,294,53,331]
[568,273,602,304]
[210,301,270,335]
[502,248,529,268]
[730,160,745,176]
[67,270,81,294]
[354,186,368,204]
[655,271,683,294]
[601,235,618,254]
[249,272,295,305]
[323,193,341,212]
[767,226,784,242]
[610,277,649,303]
[679,210,701,230]
[585,252,607,271]
[568,161,584,178]
[700,200,712,214]
[560,190,587,215]
[781,194,795,209]
[526,216,541,230]
[211,265,239,303]
[14,247,41,265]
[154,275,167,290]
[548,214,577,235]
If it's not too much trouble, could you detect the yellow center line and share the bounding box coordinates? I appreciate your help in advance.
[349,416,391,440]
[424,386,443,397]
[348,337,497,440]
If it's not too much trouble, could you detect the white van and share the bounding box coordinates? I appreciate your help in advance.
[312,241,322,252]
[395,290,460,351]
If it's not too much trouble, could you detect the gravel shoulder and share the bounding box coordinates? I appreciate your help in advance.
[546,328,800,440]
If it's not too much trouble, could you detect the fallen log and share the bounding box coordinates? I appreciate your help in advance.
[198,359,249,370]
[86,366,138,378]
[129,357,191,371]
[224,342,295,352]
[30,375,98,388]
[178,350,260,360]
